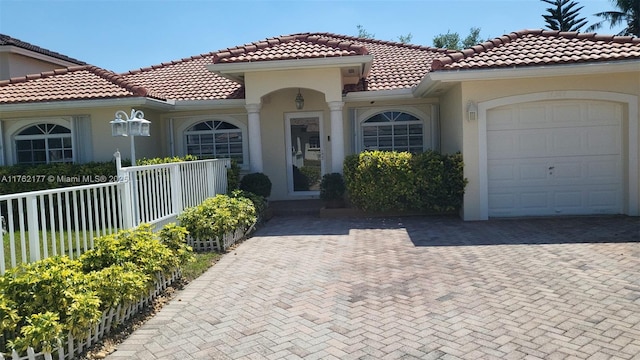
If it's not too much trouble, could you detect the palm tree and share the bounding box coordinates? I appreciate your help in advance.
[541,0,588,32]
[586,0,640,36]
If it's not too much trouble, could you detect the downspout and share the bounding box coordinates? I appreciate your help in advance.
[169,118,175,157]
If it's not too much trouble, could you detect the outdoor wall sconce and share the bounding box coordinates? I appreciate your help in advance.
[295,89,305,110]
[467,100,478,121]
[110,109,151,165]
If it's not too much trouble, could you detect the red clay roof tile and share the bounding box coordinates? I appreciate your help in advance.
[0,65,162,104]
[431,29,640,71]
[2,30,639,104]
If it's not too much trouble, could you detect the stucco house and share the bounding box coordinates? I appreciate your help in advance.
[0,30,638,221]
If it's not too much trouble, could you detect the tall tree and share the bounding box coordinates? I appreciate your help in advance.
[586,0,640,36]
[462,27,483,48]
[397,33,413,44]
[433,31,462,49]
[541,0,588,31]
[433,28,484,50]
[356,25,375,39]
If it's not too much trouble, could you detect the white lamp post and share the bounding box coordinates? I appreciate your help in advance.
[110,109,151,165]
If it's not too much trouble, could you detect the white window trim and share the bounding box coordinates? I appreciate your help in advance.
[176,115,249,168]
[355,107,432,153]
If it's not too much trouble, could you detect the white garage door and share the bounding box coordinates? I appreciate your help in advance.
[487,100,623,217]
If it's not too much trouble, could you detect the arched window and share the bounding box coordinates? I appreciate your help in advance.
[362,111,423,153]
[15,123,73,164]
[184,120,244,164]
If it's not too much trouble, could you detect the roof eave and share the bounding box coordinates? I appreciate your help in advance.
[0,97,174,113]
[344,88,417,102]
[426,60,640,83]
[173,99,247,111]
[207,55,374,83]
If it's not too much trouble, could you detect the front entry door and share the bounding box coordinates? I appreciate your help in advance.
[285,112,324,194]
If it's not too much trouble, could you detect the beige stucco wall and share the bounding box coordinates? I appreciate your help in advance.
[453,71,640,220]
[0,53,68,80]
[0,105,169,166]
[438,84,463,155]
[244,68,343,104]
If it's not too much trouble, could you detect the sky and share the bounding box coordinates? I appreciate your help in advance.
[0,0,626,74]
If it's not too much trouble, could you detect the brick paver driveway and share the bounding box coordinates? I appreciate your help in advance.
[108,216,640,359]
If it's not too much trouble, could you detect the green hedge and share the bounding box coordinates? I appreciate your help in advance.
[0,155,239,196]
[0,161,121,195]
[343,150,467,213]
[178,194,257,243]
[0,223,192,353]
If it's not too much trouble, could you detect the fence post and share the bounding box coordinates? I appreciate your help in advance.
[171,163,183,215]
[115,151,134,229]
[206,161,216,197]
[26,195,41,262]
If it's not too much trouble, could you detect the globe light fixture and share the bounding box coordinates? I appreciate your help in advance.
[110,109,151,165]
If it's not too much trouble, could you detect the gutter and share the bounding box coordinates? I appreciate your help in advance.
[0,97,174,114]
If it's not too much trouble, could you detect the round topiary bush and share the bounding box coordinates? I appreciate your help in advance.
[239,172,272,198]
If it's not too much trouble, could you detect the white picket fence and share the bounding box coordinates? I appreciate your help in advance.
[0,153,230,275]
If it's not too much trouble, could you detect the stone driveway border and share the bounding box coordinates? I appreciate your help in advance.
[107,216,640,359]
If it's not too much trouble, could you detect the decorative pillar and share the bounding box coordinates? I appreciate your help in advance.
[328,101,345,173]
[246,103,263,172]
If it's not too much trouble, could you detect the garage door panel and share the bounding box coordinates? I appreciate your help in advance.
[487,100,622,217]
[490,127,619,160]
[586,125,621,154]
[488,101,620,131]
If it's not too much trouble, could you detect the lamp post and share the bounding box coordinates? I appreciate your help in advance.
[110,109,151,165]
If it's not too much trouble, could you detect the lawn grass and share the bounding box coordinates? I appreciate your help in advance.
[181,252,221,282]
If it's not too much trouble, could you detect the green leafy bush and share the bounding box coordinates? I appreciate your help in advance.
[230,190,267,217]
[320,173,346,202]
[136,155,198,166]
[343,151,417,212]
[226,160,240,193]
[178,194,256,243]
[239,172,272,198]
[0,256,101,351]
[343,150,467,212]
[0,161,119,195]
[0,223,192,353]
[79,224,177,277]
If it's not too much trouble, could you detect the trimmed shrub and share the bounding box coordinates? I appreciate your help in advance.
[230,190,267,217]
[343,151,418,212]
[136,155,198,166]
[239,172,272,198]
[0,223,192,353]
[320,173,346,202]
[0,161,120,195]
[178,194,257,243]
[343,150,467,213]
[226,160,241,193]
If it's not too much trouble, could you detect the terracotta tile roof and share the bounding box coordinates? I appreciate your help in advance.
[0,65,161,104]
[0,33,86,66]
[4,30,638,105]
[121,53,244,101]
[213,34,369,63]
[431,29,640,71]
[118,33,447,99]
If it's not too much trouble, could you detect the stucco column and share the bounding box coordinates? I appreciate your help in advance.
[245,103,263,173]
[328,101,345,173]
